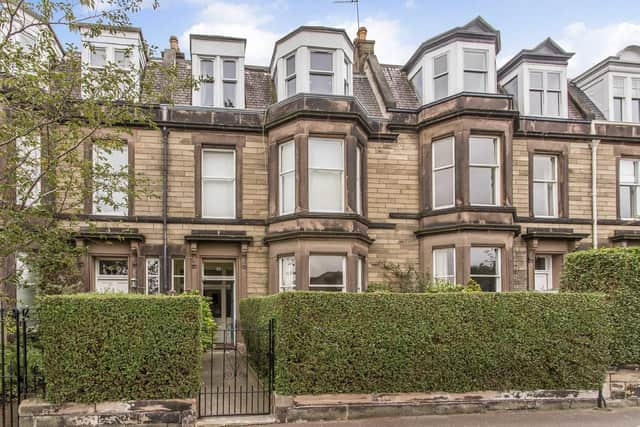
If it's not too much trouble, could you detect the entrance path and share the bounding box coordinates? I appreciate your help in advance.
[259,407,640,427]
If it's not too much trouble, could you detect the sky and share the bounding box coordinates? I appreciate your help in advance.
[59,0,640,78]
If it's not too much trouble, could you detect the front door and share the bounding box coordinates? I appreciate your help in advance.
[534,255,552,292]
[95,258,129,293]
[202,260,235,344]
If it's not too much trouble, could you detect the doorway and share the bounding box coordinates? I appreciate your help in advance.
[202,259,235,344]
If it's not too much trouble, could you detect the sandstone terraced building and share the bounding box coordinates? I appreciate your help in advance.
[11,17,640,330]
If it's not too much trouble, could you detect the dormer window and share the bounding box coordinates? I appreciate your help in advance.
[90,47,106,68]
[286,54,296,96]
[310,50,333,94]
[464,50,488,92]
[200,59,215,107]
[433,54,448,100]
[528,71,560,117]
[223,59,238,108]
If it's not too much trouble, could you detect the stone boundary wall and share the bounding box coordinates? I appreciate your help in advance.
[19,399,196,427]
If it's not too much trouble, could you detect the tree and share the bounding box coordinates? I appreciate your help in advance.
[0,0,179,298]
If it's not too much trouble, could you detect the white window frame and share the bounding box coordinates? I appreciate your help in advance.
[470,247,502,292]
[171,258,185,293]
[528,70,562,117]
[532,154,559,218]
[356,144,363,215]
[463,49,488,93]
[200,57,215,107]
[432,137,455,210]
[145,257,160,295]
[308,254,346,292]
[613,76,626,122]
[15,136,41,207]
[285,53,296,97]
[201,148,236,219]
[92,143,129,216]
[356,256,365,292]
[619,158,640,220]
[534,255,553,292]
[308,138,344,213]
[90,46,107,68]
[432,247,456,284]
[222,58,237,108]
[309,49,334,95]
[469,136,500,207]
[278,255,296,292]
[279,141,296,215]
[114,48,130,69]
[433,53,448,101]
[632,78,640,123]
[95,258,129,293]
[343,54,351,95]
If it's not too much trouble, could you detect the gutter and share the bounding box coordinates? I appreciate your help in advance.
[590,121,600,249]
[160,104,170,292]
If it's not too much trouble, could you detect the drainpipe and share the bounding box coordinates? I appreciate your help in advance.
[590,121,600,249]
[160,104,170,292]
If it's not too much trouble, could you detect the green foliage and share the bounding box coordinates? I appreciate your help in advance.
[184,290,217,351]
[365,282,392,293]
[561,248,640,365]
[378,262,430,292]
[241,292,610,395]
[38,294,203,403]
[465,279,482,292]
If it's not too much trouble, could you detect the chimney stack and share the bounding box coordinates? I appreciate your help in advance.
[163,35,184,66]
[169,35,179,52]
[353,26,375,73]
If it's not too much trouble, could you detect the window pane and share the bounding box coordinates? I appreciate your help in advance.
[547,91,560,116]
[464,50,486,70]
[223,60,236,79]
[310,51,333,71]
[286,55,295,76]
[470,247,498,274]
[309,170,342,211]
[529,91,543,115]
[411,68,423,102]
[472,276,498,292]
[280,142,295,172]
[281,172,295,214]
[633,99,640,123]
[620,159,637,183]
[223,82,236,107]
[115,49,128,68]
[98,259,128,276]
[434,74,448,100]
[146,258,160,295]
[469,137,496,164]
[203,180,235,217]
[533,182,550,216]
[91,47,106,67]
[433,248,455,282]
[286,77,296,96]
[433,138,453,168]
[201,59,214,78]
[202,82,214,106]
[309,255,344,287]
[469,167,495,205]
[279,257,296,291]
[533,155,555,180]
[529,71,543,89]
[614,98,624,121]
[310,74,332,94]
[309,139,343,169]
[620,186,633,218]
[203,150,234,178]
[547,72,561,91]
[434,54,447,75]
[613,77,625,97]
[203,261,234,277]
[93,144,128,215]
[633,79,640,98]
[434,168,454,207]
[464,71,486,92]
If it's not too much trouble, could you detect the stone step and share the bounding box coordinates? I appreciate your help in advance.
[196,415,277,427]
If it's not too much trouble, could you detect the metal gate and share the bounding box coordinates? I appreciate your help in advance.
[198,320,274,417]
[0,306,45,427]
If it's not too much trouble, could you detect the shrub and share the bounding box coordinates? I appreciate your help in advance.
[562,247,640,365]
[240,292,610,395]
[38,294,202,403]
[184,290,217,351]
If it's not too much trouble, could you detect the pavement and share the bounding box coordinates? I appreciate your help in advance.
[256,407,640,427]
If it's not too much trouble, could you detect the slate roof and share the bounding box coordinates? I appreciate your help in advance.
[498,38,573,79]
[568,82,605,120]
[379,64,420,109]
[245,66,274,109]
[353,74,382,117]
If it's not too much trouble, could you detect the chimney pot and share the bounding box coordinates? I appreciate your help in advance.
[357,26,367,41]
[169,35,179,52]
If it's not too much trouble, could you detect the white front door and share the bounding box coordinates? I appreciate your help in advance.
[534,255,552,292]
[202,260,235,344]
[95,258,129,293]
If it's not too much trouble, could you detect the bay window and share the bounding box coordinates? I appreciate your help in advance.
[469,136,499,206]
[433,54,448,100]
[433,247,455,284]
[285,54,296,97]
[279,256,296,292]
[279,141,295,215]
[613,76,625,122]
[532,154,558,217]
[463,50,487,92]
[470,247,501,292]
[202,149,236,218]
[619,158,640,219]
[309,255,345,292]
[310,50,333,94]
[93,143,128,216]
[200,58,215,107]
[222,59,237,108]
[308,138,344,212]
[432,137,455,209]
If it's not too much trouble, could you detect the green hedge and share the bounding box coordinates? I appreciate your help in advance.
[240,292,610,395]
[38,294,203,403]
[562,247,640,365]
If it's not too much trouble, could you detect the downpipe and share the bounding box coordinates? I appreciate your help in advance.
[160,105,170,293]
[590,121,599,249]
